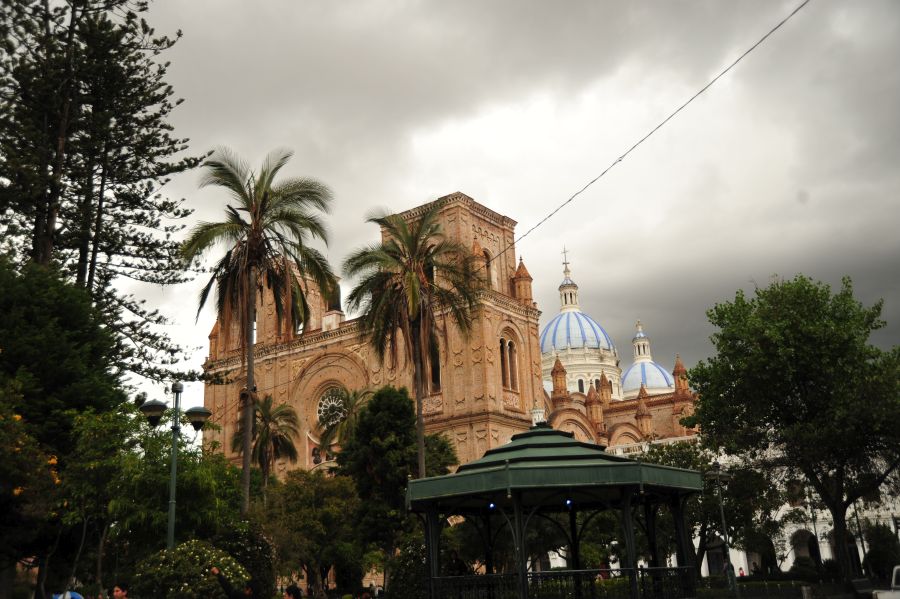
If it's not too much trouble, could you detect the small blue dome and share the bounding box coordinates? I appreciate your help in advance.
[540,311,615,353]
[621,361,674,393]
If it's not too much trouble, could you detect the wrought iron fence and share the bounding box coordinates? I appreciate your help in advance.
[431,567,695,599]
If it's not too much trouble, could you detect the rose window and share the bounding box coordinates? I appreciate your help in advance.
[317,387,346,427]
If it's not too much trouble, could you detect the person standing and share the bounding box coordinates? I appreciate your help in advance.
[112,583,129,599]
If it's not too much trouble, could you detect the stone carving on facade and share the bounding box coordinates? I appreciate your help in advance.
[290,359,308,382]
[452,347,464,367]
[423,394,443,415]
[471,345,482,364]
[475,428,488,456]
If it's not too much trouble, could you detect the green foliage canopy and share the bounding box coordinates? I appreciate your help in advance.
[263,470,360,598]
[688,275,900,579]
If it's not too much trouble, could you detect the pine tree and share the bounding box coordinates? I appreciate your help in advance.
[0,1,204,382]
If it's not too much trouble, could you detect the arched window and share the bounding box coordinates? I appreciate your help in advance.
[508,340,518,391]
[578,379,585,393]
[595,378,601,391]
[500,337,509,388]
[499,332,520,392]
[483,250,493,290]
[430,341,441,393]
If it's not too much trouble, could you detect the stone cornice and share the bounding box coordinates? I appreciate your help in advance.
[206,320,365,371]
[205,290,539,373]
[396,192,518,230]
[479,289,541,319]
[604,392,684,414]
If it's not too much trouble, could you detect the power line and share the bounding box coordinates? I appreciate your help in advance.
[487,0,812,269]
[208,0,813,423]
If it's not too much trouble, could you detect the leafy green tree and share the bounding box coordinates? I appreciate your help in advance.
[231,394,300,500]
[0,259,125,452]
[687,275,900,580]
[0,377,58,594]
[344,204,479,478]
[59,404,144,593]
[181,147,336,515]
[336,386,458,591]
[0,1,202,382]
[317,386,373,451]
[642,441,784,575]
[263,470,360,599]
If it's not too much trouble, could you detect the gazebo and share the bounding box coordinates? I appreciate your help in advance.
[407,422,702,599]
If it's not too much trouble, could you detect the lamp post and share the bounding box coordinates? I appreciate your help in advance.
[706,461,738,595]
[140,382,212,549]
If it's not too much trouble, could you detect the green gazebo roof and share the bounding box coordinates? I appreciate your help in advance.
[407,424,701,512]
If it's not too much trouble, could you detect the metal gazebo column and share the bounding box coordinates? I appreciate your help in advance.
[513,492,529,598]
[425,508,441,599]
[620,488,640,599]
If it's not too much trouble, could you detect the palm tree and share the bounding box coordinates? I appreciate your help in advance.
[317,386,373,452]
[231,394,301,501]
[344,203,480,478]
[181,147,335,514]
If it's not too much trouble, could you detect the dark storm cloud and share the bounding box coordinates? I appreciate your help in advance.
[132,0,900,403]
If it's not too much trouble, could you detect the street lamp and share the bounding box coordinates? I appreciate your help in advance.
[140,382,212,549]
[706,461,738,595]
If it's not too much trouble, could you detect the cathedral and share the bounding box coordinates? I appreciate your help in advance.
[201,192,695,472]
[538,258,696,451]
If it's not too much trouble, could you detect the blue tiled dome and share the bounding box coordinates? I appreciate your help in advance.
[621,361,674,393]
[540,311,615,353]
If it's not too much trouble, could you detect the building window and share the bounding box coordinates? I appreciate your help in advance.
[578,379,584,393]
[317,387,346,427]
[499,334,519,392]
[508,340,518,391]
[500,337,509,388]
[595,378,601,391]
[430,342,441,393]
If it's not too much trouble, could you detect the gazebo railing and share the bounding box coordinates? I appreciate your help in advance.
[432,573,518,599]
[432,567,695,599]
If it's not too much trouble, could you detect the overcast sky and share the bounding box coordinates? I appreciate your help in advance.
[133,0,900,408]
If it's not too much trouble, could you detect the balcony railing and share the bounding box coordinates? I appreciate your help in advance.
[431,567,695,599]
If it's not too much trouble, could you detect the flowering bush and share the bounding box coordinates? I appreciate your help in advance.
[132,539,249,599]
[213,521,276,598]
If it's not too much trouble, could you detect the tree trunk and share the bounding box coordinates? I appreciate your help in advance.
[827,502,855,581]
[96,522,110,597]
[76,154,97,286]
[68,516,89,588]
[87,145,109,294]
[694,522,708,577]
[411,328,427,479]
[241,265,257,516]
[37,1,81,265]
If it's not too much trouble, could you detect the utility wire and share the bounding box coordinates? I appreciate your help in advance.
[207,0,812,424]
[487,0,812,269]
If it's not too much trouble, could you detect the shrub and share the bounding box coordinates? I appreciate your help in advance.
[865,522,900,582]
[788,556,819,582]
[132,539,249,599]
[385,538,426,599]
[213,521,277,598]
